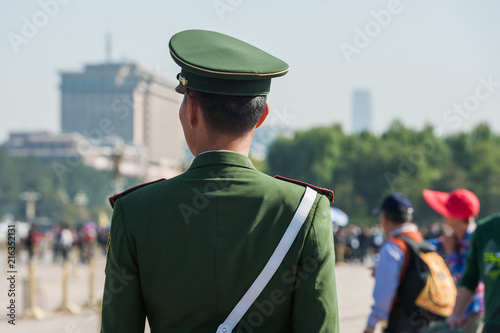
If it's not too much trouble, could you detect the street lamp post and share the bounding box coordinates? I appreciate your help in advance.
[74,190,89,221]
[111,138,125,195]
[19,190,45,319]
[19,190,41,221]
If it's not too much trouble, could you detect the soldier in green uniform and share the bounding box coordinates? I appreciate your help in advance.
[100,29,339,333]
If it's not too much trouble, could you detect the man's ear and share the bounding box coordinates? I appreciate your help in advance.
[255,103,269,129]
[186,93,199,129]
[379,212,387,225]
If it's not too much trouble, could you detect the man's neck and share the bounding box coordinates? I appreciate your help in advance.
[194,131,254,157]
[386,222,415,237]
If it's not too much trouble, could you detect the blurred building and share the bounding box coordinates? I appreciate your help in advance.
[352,90,372,133]
[2,131,169,179]
[5,131,86,162]
[60,62,184,175]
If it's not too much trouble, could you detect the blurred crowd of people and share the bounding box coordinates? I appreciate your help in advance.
[333,222,445,265]
[21,222,109,264]
[358,189,500,333]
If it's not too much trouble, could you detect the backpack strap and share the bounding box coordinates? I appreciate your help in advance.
[387,237,411,283]
[216,187,317,333]
[386,235,413,315]
[397,235,435,254]
[389,234,435,285]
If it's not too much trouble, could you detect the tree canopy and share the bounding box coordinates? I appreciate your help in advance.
[266,121,500,225]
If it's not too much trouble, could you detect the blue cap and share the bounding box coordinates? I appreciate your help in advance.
[373,193,414,216]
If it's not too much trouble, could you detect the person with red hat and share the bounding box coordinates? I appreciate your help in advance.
[423,189,484,333]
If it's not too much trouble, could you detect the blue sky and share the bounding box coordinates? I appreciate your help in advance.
[1,0,499,142]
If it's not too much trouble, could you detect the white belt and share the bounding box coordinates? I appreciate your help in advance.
[216,187,317,333]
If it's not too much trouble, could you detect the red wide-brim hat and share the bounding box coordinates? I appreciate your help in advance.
[422,189,480,220]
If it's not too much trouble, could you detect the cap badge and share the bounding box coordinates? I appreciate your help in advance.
[178,74,188,86]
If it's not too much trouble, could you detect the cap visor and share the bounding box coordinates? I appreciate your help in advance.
[423,189,452,218]
[371,207,381,216]
[175,84,186,94]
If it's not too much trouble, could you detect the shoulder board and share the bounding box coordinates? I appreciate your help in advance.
[108,178,165,209]
[273,175,334,203]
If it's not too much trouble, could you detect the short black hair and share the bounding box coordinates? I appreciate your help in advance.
[382,210,412,223]
[187,89,267,136]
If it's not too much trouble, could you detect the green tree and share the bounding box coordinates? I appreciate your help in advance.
[266,121,500,226]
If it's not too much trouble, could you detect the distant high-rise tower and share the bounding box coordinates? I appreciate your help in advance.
[352,90,372,133]
[105,33,112,63]
[60,62,184,167]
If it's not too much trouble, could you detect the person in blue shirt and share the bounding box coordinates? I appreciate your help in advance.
[364,193,427,333]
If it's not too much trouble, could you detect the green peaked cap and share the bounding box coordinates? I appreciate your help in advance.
[168,29,289,96]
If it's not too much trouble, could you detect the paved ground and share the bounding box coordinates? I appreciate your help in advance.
[336,263,378,332]
[0,250,383,332]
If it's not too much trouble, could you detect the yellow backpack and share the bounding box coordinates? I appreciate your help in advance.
[394,235,457,320]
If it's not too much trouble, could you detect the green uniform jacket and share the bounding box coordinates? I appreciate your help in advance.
[101,151,339,333]
[460,213,500,333]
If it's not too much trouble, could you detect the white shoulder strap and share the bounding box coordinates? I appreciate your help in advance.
[216,187,317,333]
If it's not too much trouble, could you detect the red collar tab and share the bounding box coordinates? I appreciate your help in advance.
[108,178,166,208]
[273,175,334,203]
